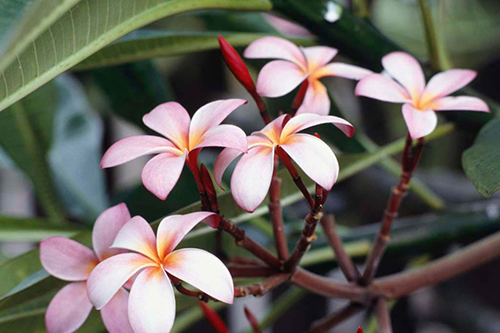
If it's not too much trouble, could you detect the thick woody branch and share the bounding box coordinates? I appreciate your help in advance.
[308,303,364,333]
[269,158,289,261]
[229,264,278,278]
[375,298,393,333]
[234,273,291,297]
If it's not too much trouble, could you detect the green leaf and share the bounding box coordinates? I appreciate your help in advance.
[0,0,272,112]
[0,215,85,242]
[462,119,500,197]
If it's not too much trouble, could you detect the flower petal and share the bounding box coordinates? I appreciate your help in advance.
[141,151,187,200]
[92,203,131,261]
[421,69,477,103]
[164,248,234,304]
[256,60,308,98]
[244,36,306,67]
[296,80,330,116]
[303,46,338,71]
[142,102,190,149]
[45,282,93,333]
[40,237,98,281]
[431,96,490,112]
[111,216,159,262]
[355,74,411,103]
[231,145,274,213]
[214,148,243,190]
[402,104,438,140]
[258,114,288,143]
[101,288,134,333]
[314,63,373,80]
[157,212,220,260]
[281,134,339,190]
[100,136,176,169]
[128,267,176,333]
[382,52,425,101]
[281,113,354,139]
[193,124,248,153]
[87,253,157,310]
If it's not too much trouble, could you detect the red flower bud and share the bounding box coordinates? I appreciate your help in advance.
[356,326,364,333]
[199,301,229,333]
[244,306,262,333]
[200,164,219,212]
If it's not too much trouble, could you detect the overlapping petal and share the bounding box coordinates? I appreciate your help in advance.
[128,267,176,333]
[141,151,187,200]
[421,69,477,103]
[281,113,354,139]
[382,52,425,101]
[142,102,190,149]
[302,46,338,71]
[355,74,412,103]
[402,104,438,140]
[164,248,234,304]
[111,216,159,262]
[314,63,373,80]
[244,36,307,67]
[214,148,243,189]
[256,60,308,97]
[100,136,177,169]
[40,237,98,281]
[45,282,93,333]
[92,203,131,261]
[431,96,490,112]
[87,253,157,310]
[157,212,220,260]
[281,134,339,190]
[101,288,134,333]
[259,114,288,142]
[296,81,330,116]
[193,124,248,153]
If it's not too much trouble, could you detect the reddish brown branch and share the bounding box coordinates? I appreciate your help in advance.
[375,298,392,333]
[229,264,278,278]
[235,273,291,297]
[308,302,364,333]
[290,80,309,116]
[270,158,289,261]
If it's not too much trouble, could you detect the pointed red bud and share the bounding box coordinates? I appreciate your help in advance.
[314,132,321,139]
[356,327,363,333]
[244,306,262,333]
[200,164,219,212]
[199,301,229,333]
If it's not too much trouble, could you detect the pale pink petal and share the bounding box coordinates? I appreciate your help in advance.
[315,63,373,80]
[101,288,134,333]
[296,81,330,116]
[100,136,177,169]
[141,151,187,200]
[256,60,308,98]
[157,212,219,260]
[382,52,425,101]
[262,14,313,37]
[45,282,92,333]
[431,96,490,112]
[193,124,248,153]
[244,36,307,68]
[189,99,247,149]
[281,112,354,139]
[231,146,274,213]
[164,248,234,304]
[214,148,243,190]
[128,267,176,333]
[142,102,190,149]
[303,46,338,71]
[402,104,438,140]
[281,134,339,190]
[258,114,288,143]
[111,216,159,262]
[87,253,157,310]
[355,74,412,103]
[421,69,477,103]
[40,237,98,281]
[92,203,131,261]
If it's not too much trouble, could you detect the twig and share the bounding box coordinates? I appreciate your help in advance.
[290,80,309,116]
[269,157,289,261]
[374,298,392,333]
[417,0,442,70]
[234,273,291,297]
[308,303,364,333]
[229,264,277,278]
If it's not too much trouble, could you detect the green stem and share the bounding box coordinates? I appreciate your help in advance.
[418,0,441,70]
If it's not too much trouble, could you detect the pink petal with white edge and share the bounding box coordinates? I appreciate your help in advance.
[214,148,243,189]
[315,63,373,80]
[382,52,425,101]
[281,134,339,190]
[45,282,93,333]
[402,104,438,140]
[92,203,131,261]
[157,212,220,260]
[189,99,247,149]
[165,248,234,304]
[421,69,477,103]
[302,46,338,71]
[355,74,412,103]
[193,124,248,153]
[256,60,308,98]
[40,237,98,281]
[142,102,190,149]
[281,113,354,139]
[244,36,307,68]
[100,136,176,169]
[141,151,187,200]
[87,253,157,310]
[128,267,176,333]
[101,288,134,333]
[111,216,159,262]
[296,81,330,116]
[432,96,490,112]
[231,145,275,213]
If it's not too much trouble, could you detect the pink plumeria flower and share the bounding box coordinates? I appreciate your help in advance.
[101,99,248,200]
[214,113,354,212]
[244,36,372,115]
[87,212,234,333]
[355,52,490,139]
[40,203,133,333]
